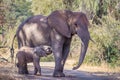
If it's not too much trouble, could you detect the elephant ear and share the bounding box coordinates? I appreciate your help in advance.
[47,10,72,38]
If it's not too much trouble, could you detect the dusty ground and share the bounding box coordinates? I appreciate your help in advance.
[0,61,120,80]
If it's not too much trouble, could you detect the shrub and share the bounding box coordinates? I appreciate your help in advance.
[86,16,120,67]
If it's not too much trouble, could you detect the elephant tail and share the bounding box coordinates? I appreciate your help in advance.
[10,34,16,63]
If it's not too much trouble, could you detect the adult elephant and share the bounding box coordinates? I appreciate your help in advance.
[11,10,91,77]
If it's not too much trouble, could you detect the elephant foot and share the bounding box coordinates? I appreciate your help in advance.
[23,71,29,74]
[19,70,29,74]
[34,71,37,75]
[23,69,29,74]
[35,74,41,76]
[25,72,29,74]
[34,69,41,76]
[53,71,65,77]
[34,73,41,76]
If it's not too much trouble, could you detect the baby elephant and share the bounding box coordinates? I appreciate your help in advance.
[16,45,52,75]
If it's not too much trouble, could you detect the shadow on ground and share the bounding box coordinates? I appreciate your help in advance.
[14,65,120,80]
[0,62,120,80]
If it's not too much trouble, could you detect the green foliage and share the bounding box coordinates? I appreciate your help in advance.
[31,0,65,15]
[86,16,120,67]
[0,0,33,46]
[13,0,33,22]
[41,55,54,62]
[31,0,98,15]
[1,0,33,27]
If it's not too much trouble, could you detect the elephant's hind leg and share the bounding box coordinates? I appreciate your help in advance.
[33,56,41,75]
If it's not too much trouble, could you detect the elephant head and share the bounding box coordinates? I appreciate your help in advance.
[47,10,90,70]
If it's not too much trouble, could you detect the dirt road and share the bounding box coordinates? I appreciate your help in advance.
[0,62,120,80]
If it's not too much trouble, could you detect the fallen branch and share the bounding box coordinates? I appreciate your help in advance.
[0,57,8,62]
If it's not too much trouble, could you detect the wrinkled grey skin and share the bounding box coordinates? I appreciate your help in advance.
[34,46,52,57]
[16,46,52,75]
[12,10,91,77]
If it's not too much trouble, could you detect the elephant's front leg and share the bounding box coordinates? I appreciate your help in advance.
[51,30,66,77]
[53,47,65,77]
[52,40,65,77]
[33,56,41,75]
[61,38,71,72]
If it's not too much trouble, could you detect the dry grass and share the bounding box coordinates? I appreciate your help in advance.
[0,62,16,80]
[0,74,15,80]
[0,61,119,80]
[66,59,120,73]
[79,64,120,73]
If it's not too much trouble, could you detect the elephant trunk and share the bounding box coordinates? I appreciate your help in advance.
[73,27,90,70]
[73,40,89,70]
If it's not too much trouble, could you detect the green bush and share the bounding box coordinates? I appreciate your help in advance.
[41,54,54,62]
[85,16,120,67]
